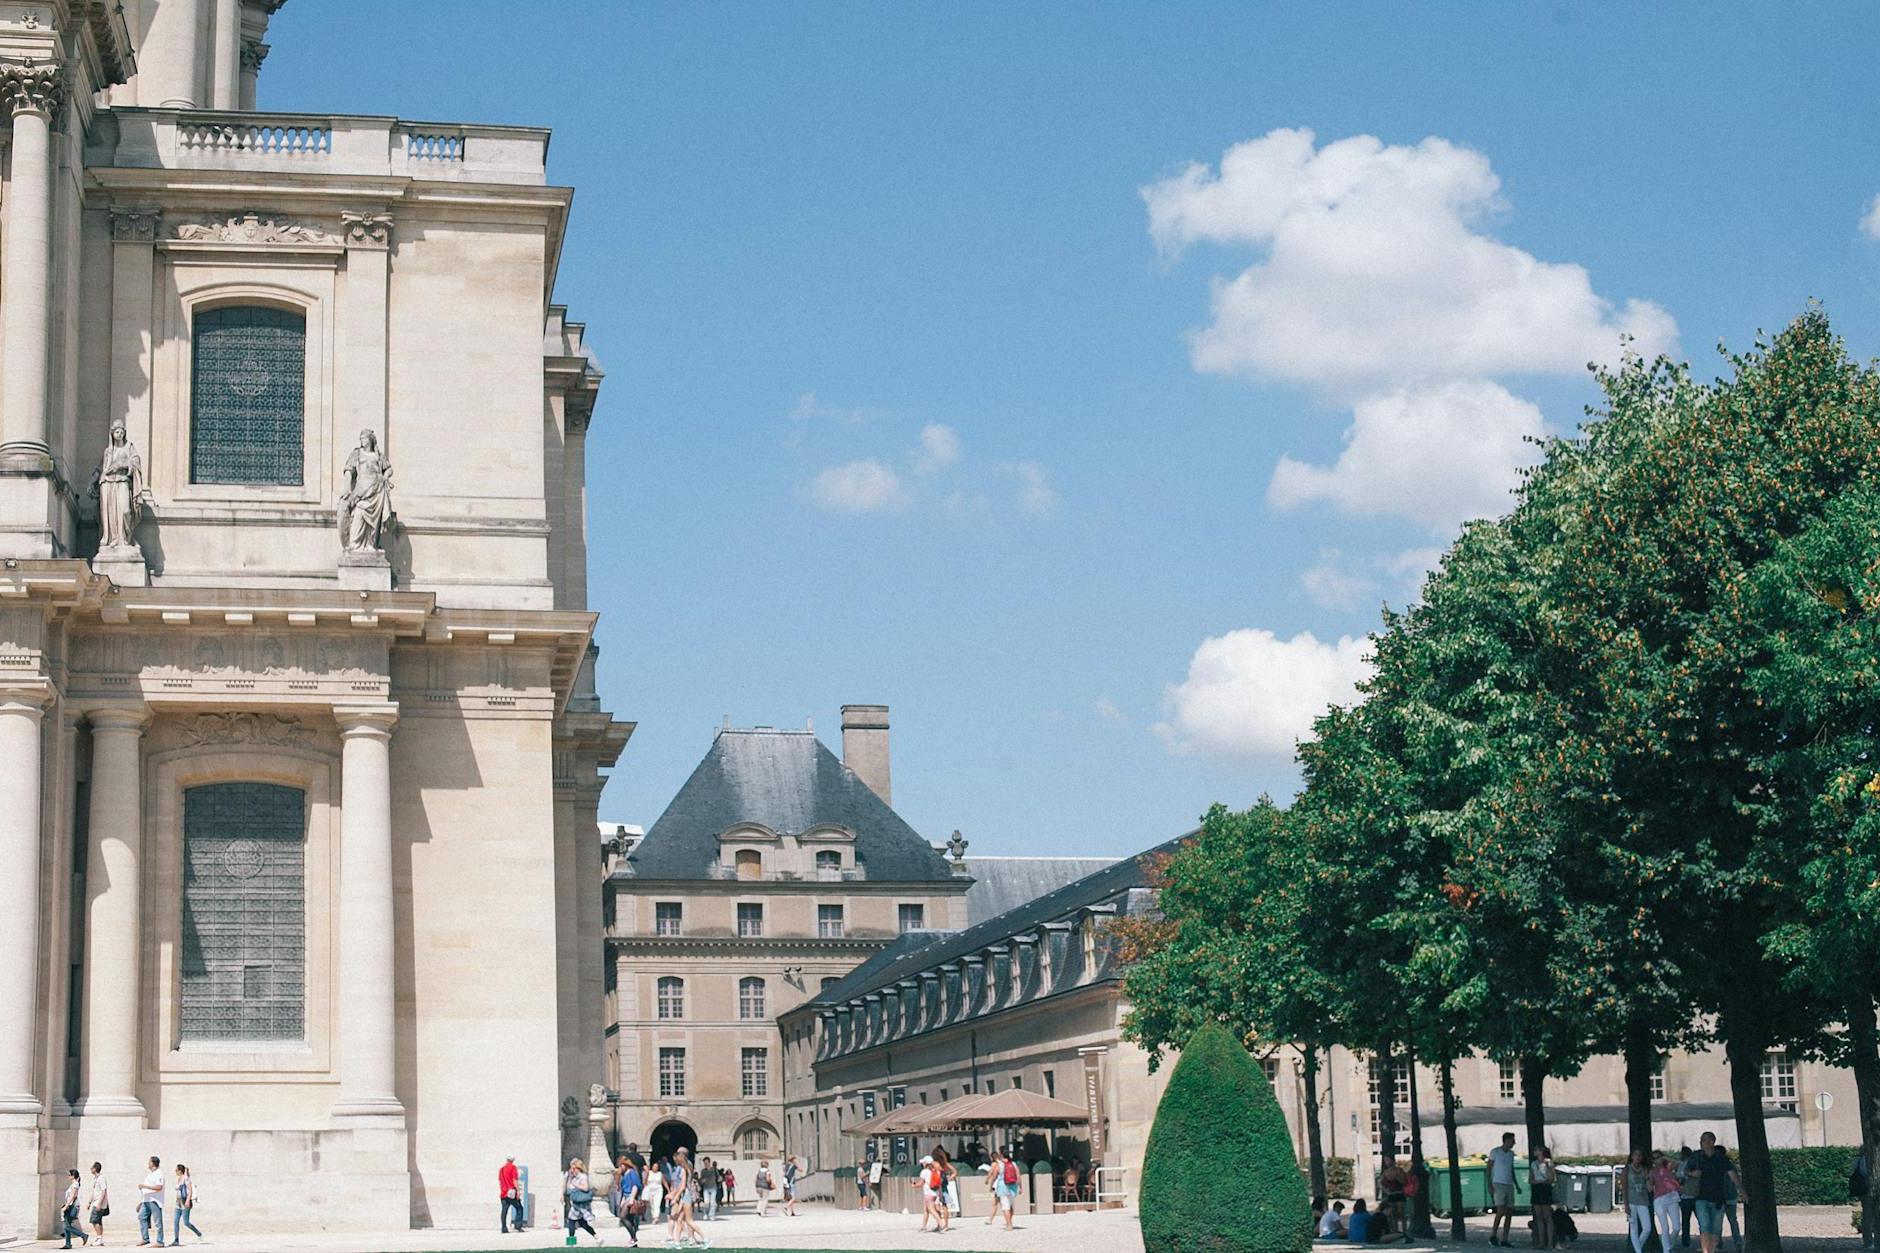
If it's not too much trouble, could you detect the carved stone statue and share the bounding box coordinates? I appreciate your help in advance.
[338,429,393,553]
[92,422,148,554]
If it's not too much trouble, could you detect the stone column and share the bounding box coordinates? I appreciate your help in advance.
[77,705,152,1122]
[574,771,604,1120]
[562,401,591,611]
[0,686,49,1122]
[137,0,205,108]
[0,64,65,469]
[237,39,268,111]
[211,0,241,109]
[330,704,404,1126]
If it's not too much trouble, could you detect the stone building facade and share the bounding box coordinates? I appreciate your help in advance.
[606,708,973,1164]
[0,1,630,1237]
[777,838,1184,1200]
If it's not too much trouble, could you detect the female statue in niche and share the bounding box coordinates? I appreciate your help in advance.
[92,422,147,553]
[338,428,393,553]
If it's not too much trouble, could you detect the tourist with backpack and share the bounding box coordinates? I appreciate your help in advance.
[992,1148,1021,1231]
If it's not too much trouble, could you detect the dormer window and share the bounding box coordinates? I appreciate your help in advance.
[815,850,841,876]
[735,849,762,881]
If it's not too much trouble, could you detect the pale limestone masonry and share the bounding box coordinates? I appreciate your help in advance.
[0,1,630,1238]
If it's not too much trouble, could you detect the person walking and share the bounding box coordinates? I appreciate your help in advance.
[868,1156,884,1211]
[57,1168,85,1249]
[1624,1148,1654,1253]
[859,1158,874,1212]
[931,1148,956,1234]
[1677,1146,1698,1248]
[1380,1156,1409,1243]
[86,1161,110,1247]
[669,1147,710,1249]
[562,1157,601,1247]
[991,1147,1020,1232]
[137,1155,166,1247]
[1689,1133,1742,1253]
[1488,1132,1519,1247]
[918,1155,941,1233]
[1531,1146,1557,1249]
[699,1157,720,1221]
[781,1155,799,1216]
[170,1166,202,1245]
[616,1155,643,1248]
[499,1156,526,1234]
[722,1165,735,1208]
[640,1158,666,1238]
[754,1158,772,1218]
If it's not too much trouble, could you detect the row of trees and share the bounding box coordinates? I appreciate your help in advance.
[1116,311,1880,1253]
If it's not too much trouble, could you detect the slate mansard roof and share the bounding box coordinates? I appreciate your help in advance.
[801,830,1193,1012]
[619,728,959,883]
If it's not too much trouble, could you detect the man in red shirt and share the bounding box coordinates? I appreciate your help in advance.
[499,1157,525,1233]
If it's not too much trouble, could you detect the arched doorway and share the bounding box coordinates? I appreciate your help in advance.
[650,1119,697,1163]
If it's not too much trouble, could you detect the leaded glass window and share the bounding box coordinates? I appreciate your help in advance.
[190,305,306,485]
[180,782,307,1042]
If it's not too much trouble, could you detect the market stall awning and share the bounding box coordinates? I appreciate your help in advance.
[928,1089,1091,1128]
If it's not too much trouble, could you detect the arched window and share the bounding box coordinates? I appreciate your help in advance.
[815,850,841,875]
[739,1124,772,1155]
[190,305,307,485]
[180,782,307,1042]
[656,976,684,1020]
[735,849,762,880]
[739,976,766,1020]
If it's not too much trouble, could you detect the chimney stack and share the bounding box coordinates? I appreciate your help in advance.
[840,704,891,805]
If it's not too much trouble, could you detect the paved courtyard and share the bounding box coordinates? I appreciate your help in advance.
[9,1204,1869,1252]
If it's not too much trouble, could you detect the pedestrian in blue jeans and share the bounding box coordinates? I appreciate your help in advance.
[173,1164,204,1243]
[57,1168,85,1249]
[137,1154,168,1246]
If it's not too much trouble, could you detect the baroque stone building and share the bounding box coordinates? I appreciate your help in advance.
[605,709,973,1165]
[0,0,630,1236]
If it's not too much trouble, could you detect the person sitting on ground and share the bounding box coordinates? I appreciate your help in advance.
[1348,1199,1375,1243]
[1319,1201,1349,1239]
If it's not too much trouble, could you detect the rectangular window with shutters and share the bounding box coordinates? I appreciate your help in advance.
[190,305,307,485]
[737,903,764,938]
[180,782,307,1042]
[654,902,682,936]
[659,1047,686,1097]
[742,1047,768,1098]
[818,904,845,938]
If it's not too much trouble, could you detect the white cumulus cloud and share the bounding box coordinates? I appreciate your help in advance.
[1300,549,1377,611]
[804,459,906,513]
[1010,461,1060,517]
[1862,194,1880,241]
[915,423,962,474]
[1144,128,1676,389]
[1155,628,1372,760]
[1268,380,1545,532]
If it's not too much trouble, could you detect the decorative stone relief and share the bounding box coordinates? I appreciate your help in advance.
[0,61,65,117]
[175,711,314,748]
[109,207,162,243]
[340,210,393,250]
[69,632,386,682]
[172,212,337,245]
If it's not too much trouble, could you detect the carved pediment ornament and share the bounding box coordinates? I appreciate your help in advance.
[172,212,338,245]
[0,61,66,118]
[109,207,163,243]
[175,711,313,749]
[340,210,393,250]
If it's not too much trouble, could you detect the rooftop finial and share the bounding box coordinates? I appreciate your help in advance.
[947,830,969,865]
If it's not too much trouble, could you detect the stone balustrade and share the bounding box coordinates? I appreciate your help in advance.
[93,108,548,185]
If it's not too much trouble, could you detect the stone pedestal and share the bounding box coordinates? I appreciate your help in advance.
[586,1105,614,1193]
[92,545,149,587]
[338,550,392,591]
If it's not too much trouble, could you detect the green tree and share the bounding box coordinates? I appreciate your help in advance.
[1140,1022,1311,1253]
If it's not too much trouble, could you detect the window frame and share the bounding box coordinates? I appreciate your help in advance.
[738,975,767,1020]
[653,901,683,937]
[658,1047,687,1098]
[656,975,685,1020]
[897,903,925,934]
[187,304,311,488]
[741,1046,769,1098]
[737,901,765,938]
[817,903,845,939]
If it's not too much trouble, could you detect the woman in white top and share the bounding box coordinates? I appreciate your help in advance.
[669,1148,709,1248]
[58,1168,85,1249]
[563,1157,601,1246]
[173,1164,203,1244]
[639,1159,666,1232]
[86,1162,109,1246]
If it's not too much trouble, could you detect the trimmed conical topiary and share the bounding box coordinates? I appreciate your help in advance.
[1139,1022,1312,1253]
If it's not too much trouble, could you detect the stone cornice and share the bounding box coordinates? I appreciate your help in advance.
[606,935,891,957]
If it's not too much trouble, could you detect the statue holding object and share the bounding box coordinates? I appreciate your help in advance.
[338,428,393,554]
[92,421,149,555]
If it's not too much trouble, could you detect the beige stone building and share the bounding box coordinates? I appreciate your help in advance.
[605,708,976,1165]
[0,1,630,1237]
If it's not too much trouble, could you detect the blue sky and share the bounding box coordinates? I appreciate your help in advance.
[265,2,1880,857]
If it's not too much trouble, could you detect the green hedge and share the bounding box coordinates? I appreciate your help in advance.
[1557,1147,1862,1206]
[1142,1023,1311,1253]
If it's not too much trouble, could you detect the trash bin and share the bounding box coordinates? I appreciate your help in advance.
[1585,1168,1616,1214]
[1429,1157,1490,1217]
[1557,1167,1592,1212]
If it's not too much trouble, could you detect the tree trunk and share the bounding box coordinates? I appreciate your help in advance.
[1722,1025,1782,1253]
[1303,1045,1329,1202]
[1521,1055,1549,1157]
[1625,1020,1657,1158]
[1848,996,1880,1251]
[1377,1040,1400,1168]
[1408,1050,1435,1237]
[1442,1057,1467,1241]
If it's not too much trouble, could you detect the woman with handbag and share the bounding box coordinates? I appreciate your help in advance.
[172,1164,204,1244]
[562,1157,601,1246]
[57,1168,85,1249]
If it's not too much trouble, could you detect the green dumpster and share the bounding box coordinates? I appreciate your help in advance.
[1430,1155,1529,1216]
